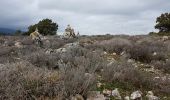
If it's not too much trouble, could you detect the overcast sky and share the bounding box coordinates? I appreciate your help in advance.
[0,0,170,35]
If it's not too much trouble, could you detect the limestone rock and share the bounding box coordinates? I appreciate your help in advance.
[103,89,112,96]
[124,96,130,100]
[127,59,135,63]
[112,52,117,56]
[84,73,93,79]
[55,48,67,53]
[64,42,79,48]
[87,91,105,100]
[146,91,159,100]
[71,94,84,100]
[103,51,107,55]
[15,41,23,48]
[111,88,121,99]
[152,52,157,56]
[130,91,142,100]
[97,82,102,88]
[162,36,169,41]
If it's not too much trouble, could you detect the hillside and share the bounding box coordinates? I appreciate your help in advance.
[0,35,170,100]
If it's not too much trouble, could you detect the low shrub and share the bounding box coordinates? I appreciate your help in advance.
[0,61,61,99]
[129,41,167,63]
[60,47,106,72]
[59,63,96,98]
[0,60,98,99]
[102,60,153,89]
[98,38,133,54]
[163,59,170,73]
[25,51,60,69]
[21,37,34,45]
[129,44,153,63]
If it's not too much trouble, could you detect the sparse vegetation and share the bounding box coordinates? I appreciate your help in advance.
[0,35,170,99]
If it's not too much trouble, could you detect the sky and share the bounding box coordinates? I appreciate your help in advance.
[0,0,170,35]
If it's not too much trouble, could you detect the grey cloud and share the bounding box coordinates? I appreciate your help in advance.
[38,0,169,15]
[0,0,169,35]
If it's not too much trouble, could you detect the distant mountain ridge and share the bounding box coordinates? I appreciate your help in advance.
[0,28,16,35]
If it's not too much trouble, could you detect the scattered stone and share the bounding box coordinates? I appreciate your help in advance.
[130,91,142,100]
[152,52,157,56]
[64,42,79,48]
[3,41,14,46]
[107,60,115,66]
[132,63,139,67]
[55,48,67,53]
[162,36,169,41]
[145,67,155,73]
[97,82,102,88]
[87,91,105,100]
[103,89,112,96]
[163,96,167,99]
[161,76,167,81]
[154,77,160,79]
[147,91,154,96]
[111,88,121,99]
[124,96,130,100]
[120,51,126,56]
[127,59,134,63]
[97,75,102,79]
[45,49,53,54]
[15,41,23,48]
[146,91,159,100]
[140,63,144,66]
[112,52,117,56]
[71,94,84,100]
[41,36,48,40]
[85,73,93,79]
[103,51,107,55]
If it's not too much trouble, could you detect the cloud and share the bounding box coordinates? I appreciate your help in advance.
[0,0,169,35]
